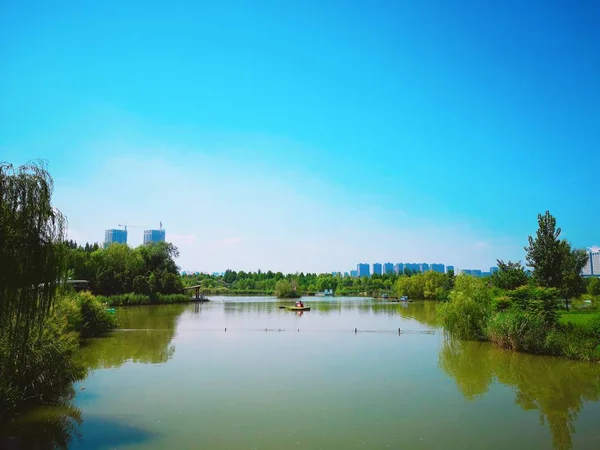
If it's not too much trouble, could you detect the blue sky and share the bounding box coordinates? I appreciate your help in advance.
[1,0,598,273]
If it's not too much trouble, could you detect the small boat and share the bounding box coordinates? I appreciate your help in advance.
[105,308,116,313]
[285,306,311,311]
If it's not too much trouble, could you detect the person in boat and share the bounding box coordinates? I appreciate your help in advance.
[295,300,304,308]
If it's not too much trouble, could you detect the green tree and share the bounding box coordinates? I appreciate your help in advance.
[559,242,588,310]
[491,260,529,290]
[275,279,298,298]
[524,211,564,289]
[0,162,87,419]
[588,277,600,296]
[0,162,66,353]
[524,211,587,310]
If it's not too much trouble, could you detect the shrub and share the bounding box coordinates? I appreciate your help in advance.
[588,313,600,339]
[492,295,512,311]
[97,293,190,306]
[77,291,117,337]
[0,312,86,419]
[437,276,493,340]
[506,285,559,327]
[437,291,491,341]
[274,280,300,299]
[486,310,548,353]
[545,324,600,361]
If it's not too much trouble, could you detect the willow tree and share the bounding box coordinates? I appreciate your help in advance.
[0,161,67,355]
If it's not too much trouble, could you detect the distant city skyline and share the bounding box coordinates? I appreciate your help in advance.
[342,261,500,277]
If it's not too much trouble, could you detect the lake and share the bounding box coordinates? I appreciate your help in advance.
[6,297,600,449]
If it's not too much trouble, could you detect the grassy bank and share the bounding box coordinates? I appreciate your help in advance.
[438,277,600,362]
[559,311,599,327]
[97,293,191,306]
[1,291,116,420]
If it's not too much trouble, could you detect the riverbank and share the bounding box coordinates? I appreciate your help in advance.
[0,291,117,421]
[437,278,600,362]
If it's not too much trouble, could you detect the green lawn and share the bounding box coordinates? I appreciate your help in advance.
[559,311,598,328]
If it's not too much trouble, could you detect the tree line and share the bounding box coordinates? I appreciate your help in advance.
[182,268,457,298]
[65,240,183,296]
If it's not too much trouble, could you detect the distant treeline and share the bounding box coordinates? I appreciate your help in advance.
[181,269,457,299]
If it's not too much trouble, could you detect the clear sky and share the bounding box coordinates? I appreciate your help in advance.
[1,0,598,274]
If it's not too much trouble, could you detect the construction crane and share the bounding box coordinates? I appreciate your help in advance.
[118,223,163,232]
[118,224,147,232]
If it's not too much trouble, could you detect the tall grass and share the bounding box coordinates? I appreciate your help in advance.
[0,291,117,420]
[486,311,549,353]
[437,280,600,361]
[0,311,86,420]
[98,293,190,306]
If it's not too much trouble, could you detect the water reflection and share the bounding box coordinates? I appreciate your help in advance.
[0,387,82,450]
[79,305,186,369]
[439,339,600,450]
[215,297,439,327]
[1,305,188,449]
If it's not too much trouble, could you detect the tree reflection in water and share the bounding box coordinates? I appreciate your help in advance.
[0,385,82,450]
[0,305,187,448]
[439,339,600,450]
[79,304,186,369]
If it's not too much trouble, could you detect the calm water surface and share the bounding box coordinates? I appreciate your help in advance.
[8,297,600,449]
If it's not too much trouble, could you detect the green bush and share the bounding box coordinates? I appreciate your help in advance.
[492,295,512,311]
[588,313,600,339]
[55,291,117,338]
[545,324,600,361]
[274,280,300,299]
[506,285,559,327]
[486,310,549,353]
[436,276,493,340]
[0,312,86,419]
[437,291,491,340]
[77,291,117,337]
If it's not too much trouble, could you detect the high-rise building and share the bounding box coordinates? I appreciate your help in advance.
[383,262,394,274]
[583,247,600,276]
[594,251,600,275]
[372,263,383,275]
[460,269,472,275]
[394,263,405,274]
[446,265,455,273]
[144,229,166,245]
[431,263,445,273]
[350,270,358,278]
[104,229,127,247]
[472,269,482,277]
[406,263,421,273]
[420,263,430,273]
[357,263,370,277]
[490,266,499,274]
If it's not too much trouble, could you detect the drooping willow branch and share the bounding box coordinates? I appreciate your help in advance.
[0,160,67,357]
